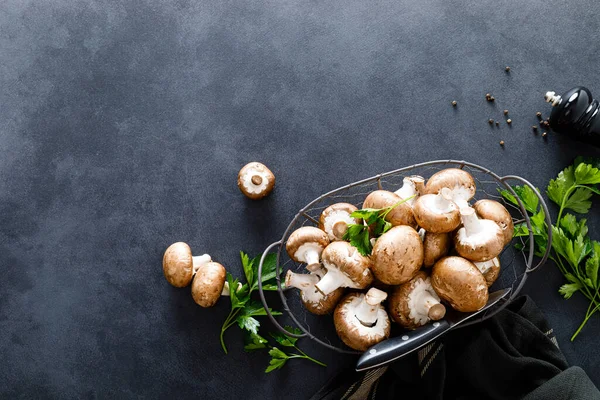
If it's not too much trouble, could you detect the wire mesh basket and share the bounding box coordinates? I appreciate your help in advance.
[258,160,552,356]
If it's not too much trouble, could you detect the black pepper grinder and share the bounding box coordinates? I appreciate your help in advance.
[545,87,600,145]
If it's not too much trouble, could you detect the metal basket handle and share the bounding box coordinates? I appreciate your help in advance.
[257,240,306,339]
[500,175,553,272]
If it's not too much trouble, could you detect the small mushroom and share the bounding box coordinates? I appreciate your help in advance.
[191,262,229,308]
[413,187,461,233]
[371,226,424,285]
[363,190,417,228]
[315,241,373,295]
[163,242,212,287]
[473,199,514,246]
[333,288,391,351]
[393,175,426,207]
[419,229,451,267]
[388,271,446,329]
[454,207,505,262]
[237,162,275,200]
[286,226,330,270]
[318,203,360,241]
[473,257,501,287]
[424,168,476,208]
[285,270,344,315]
[431,256,489,312]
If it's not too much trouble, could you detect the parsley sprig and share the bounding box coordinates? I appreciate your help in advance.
[500,157,600,340]
[244,326,326,372]
[343,195,415,256]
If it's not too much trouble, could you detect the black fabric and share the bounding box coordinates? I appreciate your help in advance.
[312,296,600,400]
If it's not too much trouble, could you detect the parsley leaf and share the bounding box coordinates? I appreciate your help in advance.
[575,162,600,185]
[244,332,269,352]
[563,187,593,214]
[270,326,302,347]
[547,165,575,206]
[559,283,582,299]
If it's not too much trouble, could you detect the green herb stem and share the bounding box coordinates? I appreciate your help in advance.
[220,308,242,354]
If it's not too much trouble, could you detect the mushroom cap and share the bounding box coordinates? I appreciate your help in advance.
[163,242,194,287]
[321,241,373,289]
[191,262,226,307]
[334,292,391,351]
[474,199,514,246]
[302,287,345,315]
[389,271,426,329]
[474,257,501,287]
[286,226,330,262]
[363,190,417,229]
[318,203,360,241]
[372,226,424,285]
[422,231,451,267]
[424,168,476,202]
[453,211,505,262]
[237,162,275,200]
[431,256,489,312]
[413,191,461,233]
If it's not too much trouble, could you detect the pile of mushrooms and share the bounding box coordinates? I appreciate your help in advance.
[285,168,514,351]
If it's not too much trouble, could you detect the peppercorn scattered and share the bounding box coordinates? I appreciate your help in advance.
[500,140,505,146]
[489,119,494,124]
[532,125,538,131]
[505,66,511,72]
[542,132,547,138]
[503,110,509,115]
[496,121,500,127]
[536,112,542,118]
[451,100,457,107]
[507,119,512,124]
[485,93,495,102]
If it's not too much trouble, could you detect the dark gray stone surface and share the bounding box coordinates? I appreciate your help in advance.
[1,0,599,398]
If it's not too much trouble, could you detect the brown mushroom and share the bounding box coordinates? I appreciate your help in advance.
[413,187,461,233]
[394,175,426,207]
[363,190,417,228]
[431,256,489,312]
[237,162,275,200]
[371,226,424,285]
[191,262,228,307]
[424,168,476,208]
[315,241,373,295]
[333,288,391,351]
[473,257,501,287]
[388,271,446,329]
[474,199,514,246]
[454,207,505,262]
[285,226,330,270]
[285,270,344,315]
[163,242,212,287]
[420,229,451,267]
[318,203,360,241]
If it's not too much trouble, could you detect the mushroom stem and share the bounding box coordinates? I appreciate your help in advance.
[295,243,322,269]
[192,254,212,274]
[251,175,263,185]
[285,270,319,290]
[395,176,424,205]
[460,207,484,236]
[332,221,348,239]
[413,291,446,320]
[412,176,426,195]
[315,266,354,295]
[220,281,242,296]
[435,188,455,210]
[354,288,388,327]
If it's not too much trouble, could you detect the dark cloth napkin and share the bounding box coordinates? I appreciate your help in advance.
[311,296,600,400]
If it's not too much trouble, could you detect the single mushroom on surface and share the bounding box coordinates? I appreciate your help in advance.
[454,206,505,262]
[191,261,233,308]
[394,175,425,207]
[388,271,446,329]
[237,162,275,200]
[315,241,373,295]
[363,190,417,229]
[431,256,489,312]
[372,226,424,285]
[333,288,391,351]
[474,199,514,246]
[420,229,451,267]
[163,242,212,288]
[473,257,501,287]
[319,203,360,241]
[285,226,330,270]
[285,270,344,315]
[413,187,461,233]
[424,168,476,209]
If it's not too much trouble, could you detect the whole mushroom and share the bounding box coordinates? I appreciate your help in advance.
[237,162,275,200]
[473,257,501,287]
[420,229,451,267]
[413,187,461,233]
[286,227,330,270]
[318,203,360,241]
[363,190,417,228]
[388,271,446,329]
[285,270,344,315]
[371,226,424,285]
[191,262,231,308]
[163,242,212,287]
[431,256,489,312]
[474,199,514,246]
[334,288,391,351]
[394,175,425,207]
[424,168,476,208]
[315,241,373,295]
[454,206,505,262]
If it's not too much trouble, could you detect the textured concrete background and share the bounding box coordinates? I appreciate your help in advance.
[1,0,599,398]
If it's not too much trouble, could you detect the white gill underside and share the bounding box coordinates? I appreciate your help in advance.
[395,178,417,205]
[241,169,272,194]
[323,210,355,241]
[408,277,441,325]
[423,193,454,214]
[301,286,327,307]
[457,219,499,246]
[344,295,389,339]
[294,242,323,264]
[450,185,472,202]
[474,258,499,274]
[319,262,358,290]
